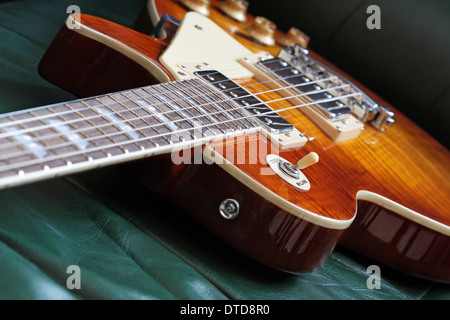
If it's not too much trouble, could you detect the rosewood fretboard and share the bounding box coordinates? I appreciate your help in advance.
[0,76,261,189]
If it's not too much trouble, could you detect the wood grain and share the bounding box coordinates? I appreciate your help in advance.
[37,3,450,280]
[39,14,175,98]
[152,0,450,227]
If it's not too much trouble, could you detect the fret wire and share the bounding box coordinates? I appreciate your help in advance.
[107,93,153,151]
[79,100,123,155]
[163,82,210,131]
[0,132,26,166]
[118,91,160,149]
[7,114,45,161]
[157,85,203,141]
[28,109,73,169]
[187,82,235,132]
[0,82,352,162]
[139,86,187,142]
[92,98,135,154]
[55,103,99,164]
[28,110,58,151]
[94,97,141,145]
[43,107,90,162]
[131,88,174,145]
[177,81,227,135]
[149,87,195,143]
[177,80,224,131]
[152,85,197,141]
[56,103,93,150]
[0,91,361,174]
[159,82,203,129]
[65,102,103,150]
[141,86,185,128]
[0,71,338,144]
[211,89,253,130]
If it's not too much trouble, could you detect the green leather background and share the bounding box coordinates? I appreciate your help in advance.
[0,0,448,300]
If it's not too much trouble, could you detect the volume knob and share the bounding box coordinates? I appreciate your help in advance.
[278,27,310,48]
[246,16,276,46]
[178,0,210,16]
[219,0,249,22]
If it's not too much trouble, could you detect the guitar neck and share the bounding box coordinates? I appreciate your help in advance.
[0,77,260,189]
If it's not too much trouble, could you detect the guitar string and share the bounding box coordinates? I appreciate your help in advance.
[0,90,362,174]
[0,79,354,163]
[0,67,344,152]
[0,58,328,134]
[0,80,351,160]
[0,69,336,142]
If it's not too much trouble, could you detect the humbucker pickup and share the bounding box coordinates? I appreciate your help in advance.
[240,46,396,141]
[279,45,395,131]
[257,58,353,122]
[194,69,308,149]
[240,46,395,141]
[173,62,308,149]
[194,70,293,133]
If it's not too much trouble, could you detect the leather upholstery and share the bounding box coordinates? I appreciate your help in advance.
[0,0,448,299]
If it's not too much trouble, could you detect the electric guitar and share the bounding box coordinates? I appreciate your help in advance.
[0,0,449,283]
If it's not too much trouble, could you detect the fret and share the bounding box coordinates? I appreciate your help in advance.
[107,93,158,151]
[141,86,192,133]
[184,82,234,133]
[2,112,49,160]
[0,159,15,179]
[162,82,210,135]
[0,71,263,190]
[127,88,175,147]
[195,70,292,133]
[79,99,127,157]
[176,80,227,134]
[57,102,108,161]
[30,108,86,167]
[27,110,85,165]
[94,97,140,140]
[114,91,163,150]
[0,133,36,168]
[0,113,51,174]
[257,58,352,120]
[159,83,204,129]
[134,88,179,132]
[151,85,197,140]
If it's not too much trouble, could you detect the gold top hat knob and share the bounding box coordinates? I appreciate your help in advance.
[246,16,276,46]
[219,0,249,22]
[179,0,210,16]
[278,27,310,48]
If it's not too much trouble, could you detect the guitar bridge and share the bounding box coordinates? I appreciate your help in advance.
[240,46,396,141]
[278,45,395,131]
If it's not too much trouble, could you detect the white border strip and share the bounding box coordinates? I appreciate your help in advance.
[68,15,171,83]
[203,146,355,230]
[204,146,450,235]
[357,190,450,236]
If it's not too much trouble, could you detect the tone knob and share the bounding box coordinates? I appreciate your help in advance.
[278,27,310,48]
[178,0,210,16]
[218,0,249,22]
[246,16,276,46]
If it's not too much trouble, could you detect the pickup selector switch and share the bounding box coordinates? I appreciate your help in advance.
[266,153,319,191]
